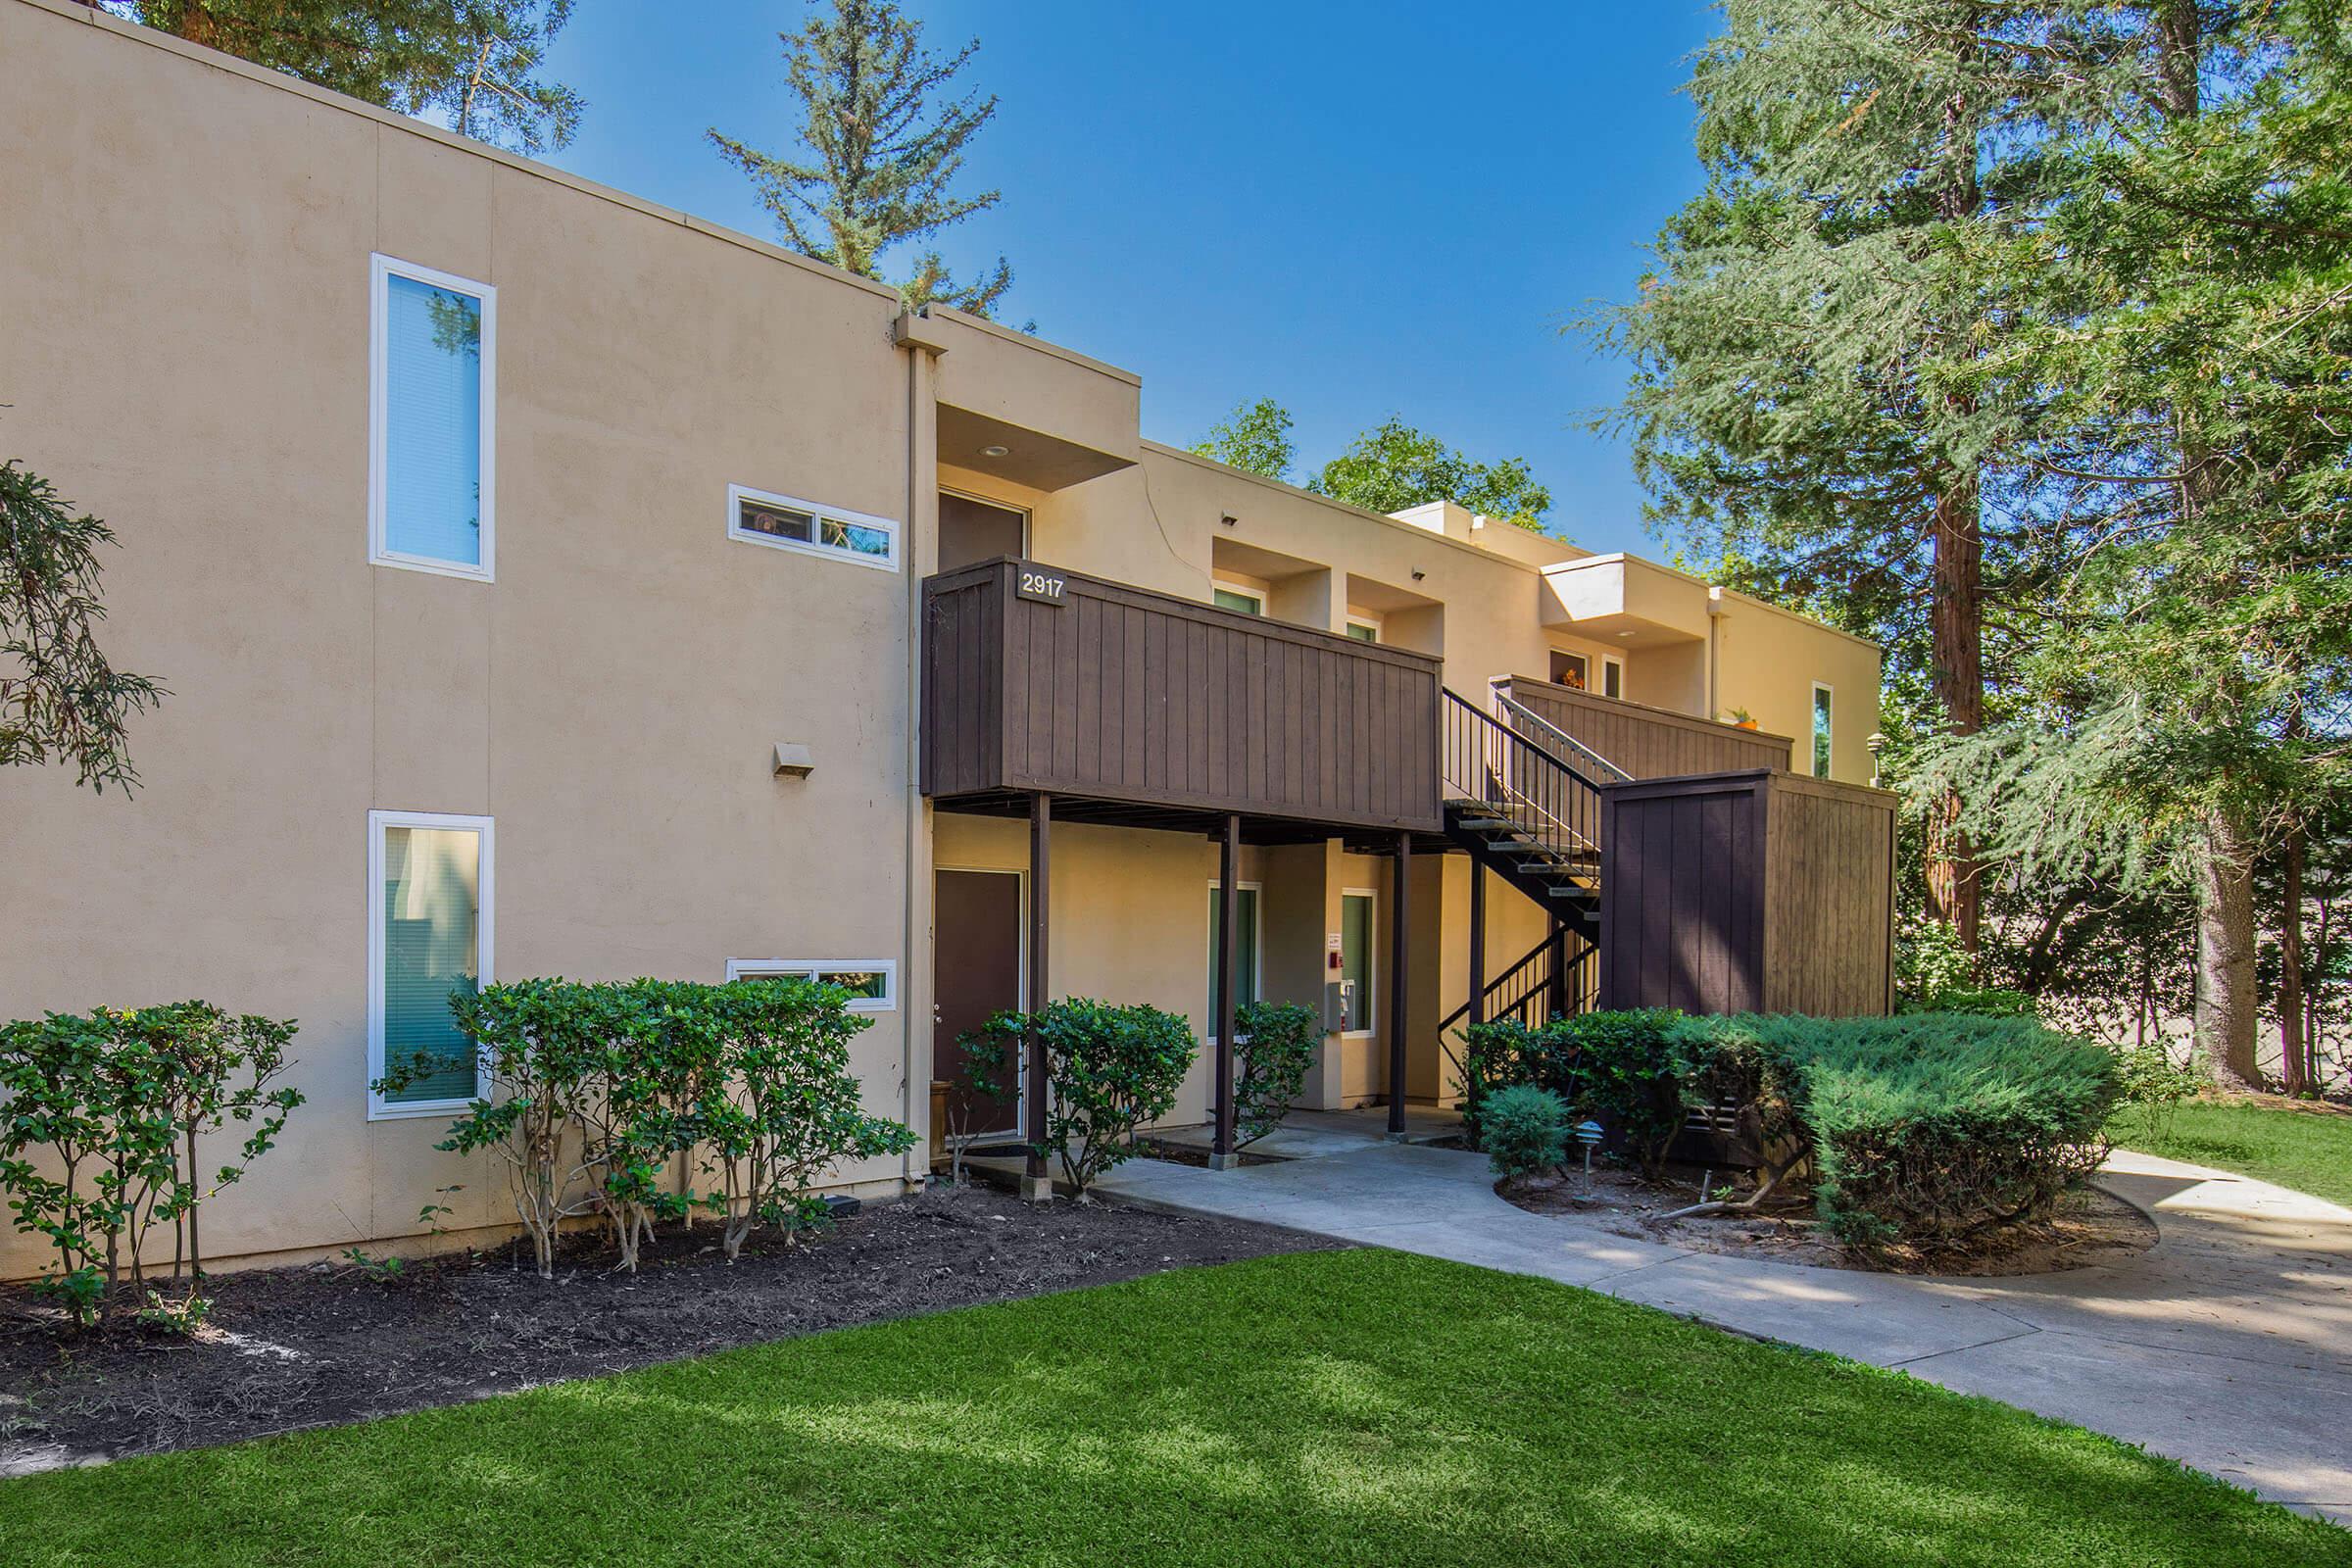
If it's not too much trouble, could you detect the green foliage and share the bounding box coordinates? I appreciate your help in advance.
[2108,1043,2206,1150]
[0,1002,301,1323]
[2104,1097,2352,1208]
[1190,398,1297,482]
[961,1000,1196,1194]
[1454,1009,1688,1176]
[380,977,911,1277]
[104,2,582,154]
[710,0,1013,316]
[1897,919,2036,1016]
[132,1289,212,1337]
[0,459,167,793]
[1231,1000,1318,1147]
[1308,416,1553,531]
[1482,1086,1570,1181]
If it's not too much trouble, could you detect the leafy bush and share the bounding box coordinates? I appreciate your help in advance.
[1232,1000,1319,1147]
[382,976,911,1277]
[1894,917,2037,1018]
[1456,1009,1687,1176]
[2108,1041,2204,1149]
[0,1003,300,1322]
[1483,1086,1569,1181]
[962,1000,1196,1194]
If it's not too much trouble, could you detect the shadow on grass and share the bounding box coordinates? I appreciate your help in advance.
[0,1250,2341,1568]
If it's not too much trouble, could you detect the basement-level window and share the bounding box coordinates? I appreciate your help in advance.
[369,810,492,1118]
[725,957,898,1011]
[728,484,900,571]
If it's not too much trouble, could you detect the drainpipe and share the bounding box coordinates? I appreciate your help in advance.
[897,311,949,1195]
[1706,588,1729,721]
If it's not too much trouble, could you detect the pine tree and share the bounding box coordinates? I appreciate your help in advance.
[710,0,1012,318]
[104,2,583,154]
[1587,0,2109,953]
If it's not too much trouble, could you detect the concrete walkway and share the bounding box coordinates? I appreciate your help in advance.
[1096,1139,2352,1525]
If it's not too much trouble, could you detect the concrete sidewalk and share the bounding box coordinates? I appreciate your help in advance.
[1096,1140,2352,1525]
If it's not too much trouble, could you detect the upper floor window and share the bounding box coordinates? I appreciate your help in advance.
[1812,683,1834,777]
[1345,612,1382,644]
[370,255,494,580]
[1601,656,1624,700]
[1211,580,1264,616]
[1548,650,1589,689]
[728,484,900,571]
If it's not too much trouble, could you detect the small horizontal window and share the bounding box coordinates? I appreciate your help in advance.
[728,485,899,571]
[724,957,898,1011]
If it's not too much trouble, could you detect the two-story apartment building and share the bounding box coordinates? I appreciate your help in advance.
[0,0,1888,1267]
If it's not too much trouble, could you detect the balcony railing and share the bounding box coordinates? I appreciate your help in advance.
[922,558,1443,834]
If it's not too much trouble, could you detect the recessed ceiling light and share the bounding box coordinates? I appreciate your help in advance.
[1617,630,1636,638]
[979,443,1009,458]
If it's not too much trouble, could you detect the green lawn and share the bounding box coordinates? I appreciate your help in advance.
[2110,1097,2352,1207]
[2,1250,2339,1567]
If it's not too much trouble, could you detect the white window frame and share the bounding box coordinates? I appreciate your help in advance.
[727,483,902,573]
[1204,878,1264,1046]
[1548,648,1591,689]
[368,808,494,1121]
[1211,578,1266,616]
[724,956,900,1012]
[1340,887,1377,1039]
[938,486,1031,559]
[1601,654,1625,700]
[1344,612,1383,643]
[1811,681,1835,778]
[369,254,497,583]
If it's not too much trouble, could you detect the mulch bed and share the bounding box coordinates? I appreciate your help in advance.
[0,1183,1340,1469]
[1134,1139,1281,1169]
[1500,1159,2158,1277]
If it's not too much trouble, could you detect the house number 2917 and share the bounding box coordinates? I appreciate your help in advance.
[1016,566,1068,605]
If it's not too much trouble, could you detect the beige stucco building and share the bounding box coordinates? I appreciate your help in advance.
[0,0,1886,1274]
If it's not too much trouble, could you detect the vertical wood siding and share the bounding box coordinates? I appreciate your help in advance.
[1499,675,1795,778]
[1599,770,1896,1016]
[922,560,1443,833]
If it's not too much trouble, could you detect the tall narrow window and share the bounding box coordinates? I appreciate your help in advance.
[369,810,492,1116]
[370,256,494,579]
[1812,684,1834,778]
[1340,890,1375,1035]
[1601,657,1624,700]
[1206,882,1261,1039]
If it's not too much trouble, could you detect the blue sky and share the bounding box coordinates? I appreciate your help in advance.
[536,3,1721,555]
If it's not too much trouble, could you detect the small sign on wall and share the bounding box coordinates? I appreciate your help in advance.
[1014,563,1069,605]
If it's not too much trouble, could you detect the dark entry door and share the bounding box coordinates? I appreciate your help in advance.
[934,869,1024,1140]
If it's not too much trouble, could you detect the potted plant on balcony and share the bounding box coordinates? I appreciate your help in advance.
[1723,707,1760,731]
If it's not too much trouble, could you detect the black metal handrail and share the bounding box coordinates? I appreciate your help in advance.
[1435,933,1553,1041]
[1493,690,1633,785]
[1438,943,1600,1089]
[1441,688,1605,869]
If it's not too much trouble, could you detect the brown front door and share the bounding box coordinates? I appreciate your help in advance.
[934,868,1024,1140]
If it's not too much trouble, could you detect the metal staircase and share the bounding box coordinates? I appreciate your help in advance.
[1440,688,1610,945]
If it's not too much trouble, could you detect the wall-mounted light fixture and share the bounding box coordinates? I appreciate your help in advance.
[1410,568,1426,581]
[1219,514,1238,528]
[772,741,815,779]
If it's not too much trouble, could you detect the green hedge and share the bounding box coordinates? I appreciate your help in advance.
[1455,1009,2121,1250]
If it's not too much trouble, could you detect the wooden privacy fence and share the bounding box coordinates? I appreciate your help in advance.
[1596,769,1897,1017]
[1496,674,1794,779]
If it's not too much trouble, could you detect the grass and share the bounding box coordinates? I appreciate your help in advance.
[2,1250,2341,1567]
[2109,1096,2352,1207]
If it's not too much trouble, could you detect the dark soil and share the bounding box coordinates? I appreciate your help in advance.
[1501,1160,2158,1277]
[0,1183,1340,1469]
[1134,1139,1280,1169]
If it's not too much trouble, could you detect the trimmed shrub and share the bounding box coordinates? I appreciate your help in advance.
[1724,1013,2119,1250]
[1483,1086,1569,1181]
[1457,1009,1687,1176]
[1455,1017,1540,1149]
[961,1000,1196,1194]
[1232,1000,1319,1147]
[0,1003,301,1323]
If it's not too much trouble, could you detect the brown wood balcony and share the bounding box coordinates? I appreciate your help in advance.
[921,558,1444,838]
[1494,674,1794,779]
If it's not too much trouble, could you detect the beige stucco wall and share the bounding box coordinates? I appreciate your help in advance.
[0,0,922,1276]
